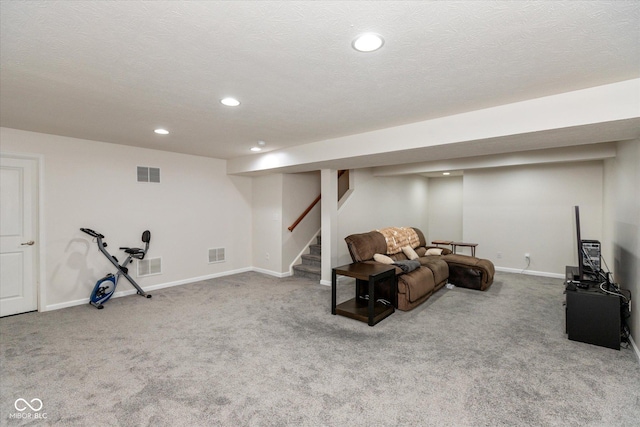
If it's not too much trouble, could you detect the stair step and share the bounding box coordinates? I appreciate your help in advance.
[295,234,322,281]
[301,253,321,267]
[292,264,321,281]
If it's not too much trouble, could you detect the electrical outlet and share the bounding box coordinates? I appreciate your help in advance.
[496,252,503,259]
[525,253,530,262]
[265,252,270,260]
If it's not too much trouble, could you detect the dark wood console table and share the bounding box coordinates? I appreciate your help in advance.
[331,263,397,326]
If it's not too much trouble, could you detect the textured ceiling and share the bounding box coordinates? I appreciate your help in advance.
[1,1,639,160]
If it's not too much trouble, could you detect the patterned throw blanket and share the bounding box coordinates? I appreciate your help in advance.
[376,227,420,254]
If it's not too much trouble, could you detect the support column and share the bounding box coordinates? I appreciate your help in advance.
[321,169,338,285]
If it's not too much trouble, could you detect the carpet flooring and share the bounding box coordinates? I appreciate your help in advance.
[1,271,639,426]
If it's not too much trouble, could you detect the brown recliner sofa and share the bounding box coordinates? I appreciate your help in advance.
[344,227,495,311]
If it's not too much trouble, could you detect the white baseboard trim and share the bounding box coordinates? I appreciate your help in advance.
[495,266,564,279]
[145,267,255,291]
[46,297,92,311]
[322,267,563,288]
[252,267,292,278]
[325,269,565,289]
[46,286,158,311]
[45,266,266,312]
[320,275,354,287]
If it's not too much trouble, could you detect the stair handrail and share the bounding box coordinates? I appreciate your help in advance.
[288,170,347,232]
[288,195,321,232]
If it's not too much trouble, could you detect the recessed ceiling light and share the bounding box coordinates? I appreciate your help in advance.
[154,128,169,135]
[443,172,451,176]
[352,33,384,52]
[220,97,240,107]
[250,140,267,152]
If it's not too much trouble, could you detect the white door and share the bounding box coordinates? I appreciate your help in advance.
[0,155,38,317]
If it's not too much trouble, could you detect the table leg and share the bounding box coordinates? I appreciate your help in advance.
[368,275,375,326]
[390,274,398,308]
[331,269,337,315]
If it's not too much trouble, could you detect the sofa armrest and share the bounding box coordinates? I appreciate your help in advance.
[415,246,452,256]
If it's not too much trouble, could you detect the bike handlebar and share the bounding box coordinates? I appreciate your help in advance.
[80,228,104,239]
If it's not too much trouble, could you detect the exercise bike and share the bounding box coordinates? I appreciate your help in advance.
[80,228,152,309]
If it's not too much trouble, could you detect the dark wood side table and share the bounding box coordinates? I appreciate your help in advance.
[431,240,453,251]
[451,242,478,257]
[331,263,397,326]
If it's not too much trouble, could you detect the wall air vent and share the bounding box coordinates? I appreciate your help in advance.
[137,166,160,183]
[137,257,162,276]
[209,248,225,263]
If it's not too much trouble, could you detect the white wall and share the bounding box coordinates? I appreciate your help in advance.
[282,172,320,272]
[251,172,321,276]
[463,161,603,275]
[610,140,640,347]
[251,174,283,275]
[1,127,252,309]
[252,169,430,274]
[427,176,463,244]
[337,168,429,265]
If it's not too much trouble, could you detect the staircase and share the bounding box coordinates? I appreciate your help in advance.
[293,235,321,281]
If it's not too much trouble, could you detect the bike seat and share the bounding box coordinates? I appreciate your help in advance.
[119,230,150,260]
[120,247,145,258]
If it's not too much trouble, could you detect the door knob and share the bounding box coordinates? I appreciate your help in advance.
[21,240,35,246]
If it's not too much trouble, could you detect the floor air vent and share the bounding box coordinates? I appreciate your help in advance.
[209,248,225,263]
[138,257,162,276]
[137,166,160,183]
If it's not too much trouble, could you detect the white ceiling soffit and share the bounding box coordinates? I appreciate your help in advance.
[1,1,639,165]
[226,79,640,175]
[376,143,618,178]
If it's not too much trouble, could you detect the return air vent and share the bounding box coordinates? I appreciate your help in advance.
[137,166,160,183]
[209,248,225,263]
[137,257,162,276]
